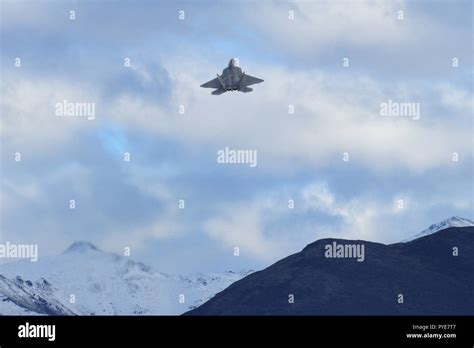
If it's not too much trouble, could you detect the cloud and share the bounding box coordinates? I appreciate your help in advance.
[204,200,283,260]
[2,52,471,263]
[1,77,100,155]
[103,61,172,103]
[203,177,473,262]
[201,182,377,261]
[2,2,471,176]
[1,0,472,272]
[241,0,472,79]
[437,83,474,114]
[301,182,380,240]
[245,0,412,55]
[106,59,472,174]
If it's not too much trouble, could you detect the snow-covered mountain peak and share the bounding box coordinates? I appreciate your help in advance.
[403,216,474,242]
[63,241,100,254]
[0,242,253,315]
[440,216,473,227]
[419,216,473,235]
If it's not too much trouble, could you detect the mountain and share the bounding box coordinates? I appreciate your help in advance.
[186,226,474,315]
[3,219,473,316]
[0,275,77,315]
[0,241,252,315]
[402,216,474,242]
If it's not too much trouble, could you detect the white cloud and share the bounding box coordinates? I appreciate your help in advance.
[301,182,379,240]
[105,58,472,174]
[203,182,383,261]
[2,17,471,175]
[101,218,184,253]
[202,179,473,261]
[1,1,471,265]
[438,83,474,114]
[243,0,430,55]
[204,201,284,261]
[1,77,100,154]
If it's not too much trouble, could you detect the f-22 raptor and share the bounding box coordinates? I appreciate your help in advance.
[200,58,264,95]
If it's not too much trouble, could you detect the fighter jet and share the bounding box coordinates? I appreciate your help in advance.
[200,58,264,95]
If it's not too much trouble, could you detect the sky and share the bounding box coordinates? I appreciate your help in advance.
[1,0,473,273]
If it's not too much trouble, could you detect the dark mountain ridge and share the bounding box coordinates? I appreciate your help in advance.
[186,227,474,315]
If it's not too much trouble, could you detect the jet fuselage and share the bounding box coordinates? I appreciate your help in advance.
[221,66,243,91]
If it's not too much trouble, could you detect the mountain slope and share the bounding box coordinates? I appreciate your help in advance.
[0,242,251,315]
[0,275,77,315]
[186,227,474,315]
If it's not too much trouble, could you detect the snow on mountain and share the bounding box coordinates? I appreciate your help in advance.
[0,275,77,315]
[402,216,474,242]
[0,241,252,315]
[5,217,469,315]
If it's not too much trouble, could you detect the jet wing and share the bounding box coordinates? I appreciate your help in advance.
[200,78,222,89]
[240,74,264,87]
[212,89,227,95]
